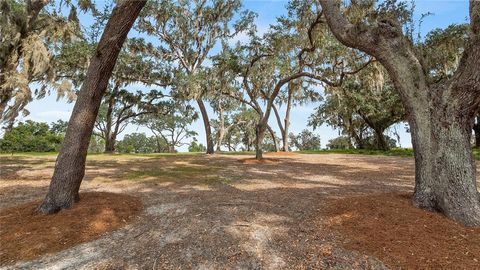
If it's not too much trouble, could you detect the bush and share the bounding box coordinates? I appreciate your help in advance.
[327,136,351,149]
[0,121,63,152]
[188,138,206,152]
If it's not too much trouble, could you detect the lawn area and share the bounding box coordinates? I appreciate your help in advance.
[3,148,479,160]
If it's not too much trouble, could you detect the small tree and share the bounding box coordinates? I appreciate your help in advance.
[138,103,198,153]
[289,129,321,151]
[87,135,105,154]
[309,63,405,150]
[326,136,351,150]
[116,133,156,153]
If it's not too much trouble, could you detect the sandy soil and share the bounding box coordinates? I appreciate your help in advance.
[0,153,478,269]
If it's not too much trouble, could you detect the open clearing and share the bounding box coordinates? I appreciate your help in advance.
[1,153,479,269]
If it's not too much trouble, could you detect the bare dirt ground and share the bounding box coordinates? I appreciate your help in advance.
[0,153,479,270]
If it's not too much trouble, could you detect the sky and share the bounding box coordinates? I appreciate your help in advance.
[20,0,470,151]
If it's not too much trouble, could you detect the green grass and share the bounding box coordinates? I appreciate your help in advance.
[298,148,480,160]
[0,151,59,157]
[2,148,479,160]
[297,148,414,157]
[0,151,205,159]
[218,151,255,155]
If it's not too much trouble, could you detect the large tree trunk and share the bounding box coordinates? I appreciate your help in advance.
[411,107,480,226]
[197,99,214,154]
[38,0,146,214]
[320,0,480,226]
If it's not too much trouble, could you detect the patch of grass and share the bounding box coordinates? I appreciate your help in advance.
[218,151,255,156]
[297,148,415,157]
[122,165,223,185]
[474,148,480,160]
[87,152,203,160]
[203,176,232,185]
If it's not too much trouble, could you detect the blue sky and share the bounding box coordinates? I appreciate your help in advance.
[21,0,470,151]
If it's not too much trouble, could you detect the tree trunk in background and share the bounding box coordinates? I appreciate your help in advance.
[216,106,225,152]
[348,118,364,149]
[373,128,388,150]
[474,116,480,148]
[197,99,214,154]
[104,134,116,153]
[267,125,279,152]
[38,0,146,214]
[216,129,225,152]
[283,88,293,152]
[320,0,480,226]
[272,105,286,151]
[102,84,119,153]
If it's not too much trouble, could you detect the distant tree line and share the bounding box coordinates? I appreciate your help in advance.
[0,119,325,153]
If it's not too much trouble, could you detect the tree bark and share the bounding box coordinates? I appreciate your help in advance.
[320,0,480,226]
[38,0,146,214]
[255,123,267,159]
[197,99,214,154]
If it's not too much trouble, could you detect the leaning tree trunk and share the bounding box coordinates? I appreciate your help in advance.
[267,125,279,152]
[272,104,286,151]
[320,0,480,226]
[216,129,225,152]
[197,99,214,154]
[38,0,146,214]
